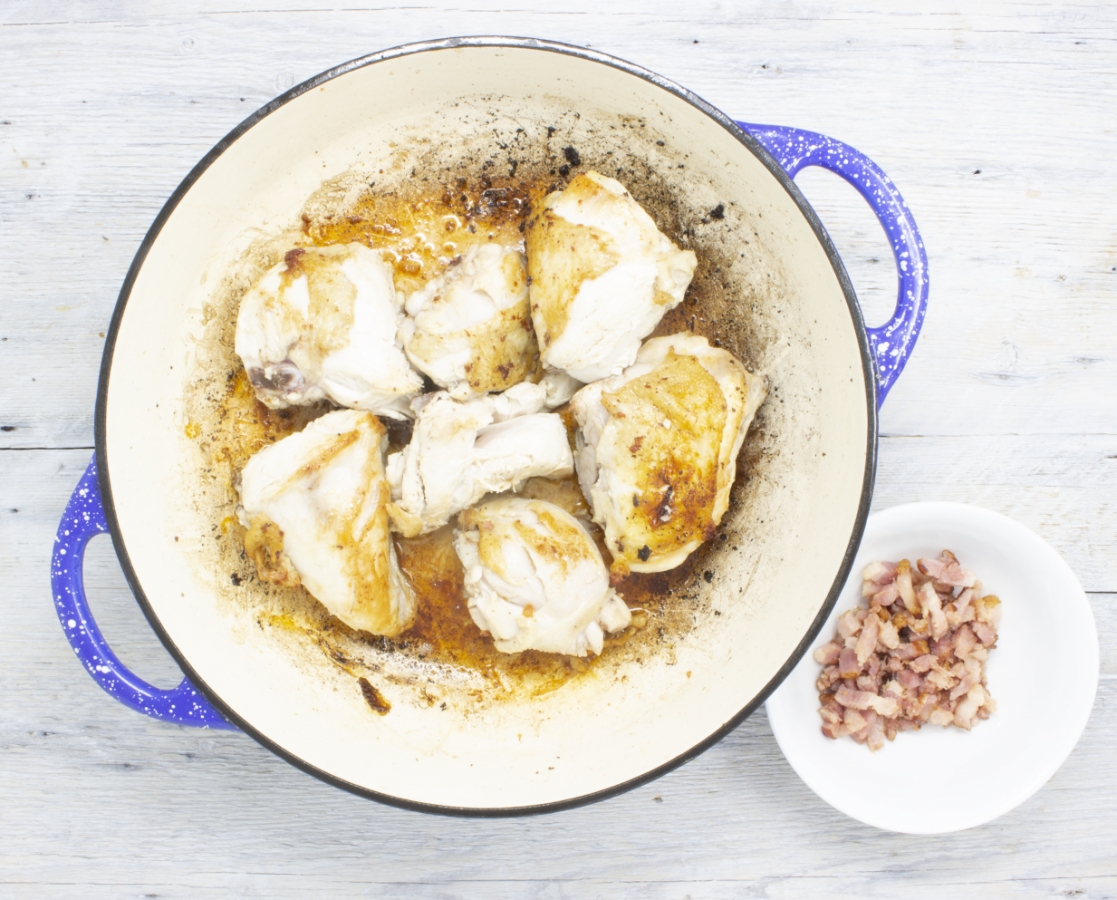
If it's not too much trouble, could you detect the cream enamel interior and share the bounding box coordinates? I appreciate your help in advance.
[102,43,871,810]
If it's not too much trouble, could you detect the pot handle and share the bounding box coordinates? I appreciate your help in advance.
[51,455,237,730]
[737,122,928,407]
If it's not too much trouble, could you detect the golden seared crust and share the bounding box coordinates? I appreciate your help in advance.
[473,498,598,579]
[403,246,539,395]
[524,204,618,350]
[337,413,413,637]
[465,302,538,393]
[509,507,597,576]
[278,246,357,357]
[244,514,301,586]
[343,476,408,636]
[599,351,725,569]
[240,410,415,637]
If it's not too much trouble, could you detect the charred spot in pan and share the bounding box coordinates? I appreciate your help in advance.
[283,247,306,273]
[230,572,242,586]
[563,146,582,167]
[358,677,391,715]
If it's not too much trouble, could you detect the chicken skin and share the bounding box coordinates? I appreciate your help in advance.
[455,497,631,656]
[401,242,538,399]
[235,243,423,419]
[524,172,697,383]
[571,333,767,575]
[237,409,416,636]
[385,383,574,538]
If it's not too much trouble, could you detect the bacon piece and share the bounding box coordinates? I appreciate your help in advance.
[975,594,1002,626]
[895,559,919,613]
[918,552,976,589]
[877,616,901,650]
[812,640,841,666]
[918,581,949,641]
[910,654,935,674]
[953,625,976,658]
[897,668,922,691]
[949,671,979,701]
[854,614,879,666]
[862,560,897,584]
[866,714,887,751]
[954,684,988,730]
[838,647,861,679]
[837,609,863,640]
[972,621,997,646]
[834,686,877,710]
[843,707,867,733]
[871,583,901,608]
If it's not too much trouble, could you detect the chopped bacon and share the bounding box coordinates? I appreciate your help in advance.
[862,560,897,584]
[838,647,861,679]
[854,614,879,666]
[816,550,999,750]
[834,686,877,710]
[897,668,922,691]
[877,616,901,650]
[975,594,1002,626]
[910,654,936,674]
[919,581,949,640]
[972,621,997,646]
[837,609,863,640]
[812,640,842,666]
[871,584,900,607]
[895,559,919,613]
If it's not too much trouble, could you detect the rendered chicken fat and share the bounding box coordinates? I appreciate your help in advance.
[572,333,767,574]
[455,497,632,656]
[386,383,574,537]
[236,409,416,636]
[235,243,423,419]
[525,172,698,383]
[401,242,538,398]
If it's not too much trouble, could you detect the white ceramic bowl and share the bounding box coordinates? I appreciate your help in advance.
[766,501,1099,834]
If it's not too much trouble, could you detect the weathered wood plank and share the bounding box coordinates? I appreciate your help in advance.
[3,2,1117,447]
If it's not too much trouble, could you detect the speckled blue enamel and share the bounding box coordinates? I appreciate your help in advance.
[739,123,929,408]
[51,456,237,730]
[56,122,924,726]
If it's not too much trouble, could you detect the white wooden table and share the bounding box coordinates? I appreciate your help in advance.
[3,2,1115,896]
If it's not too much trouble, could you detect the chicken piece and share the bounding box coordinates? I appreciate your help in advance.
[571,333,767,574]
[524,172,697,383]
[400,243,538,399]
[235,243,423,419]
[236,409,416,636]
[455,497,631,656]
[385,383,574,537]
[537,369,583,409]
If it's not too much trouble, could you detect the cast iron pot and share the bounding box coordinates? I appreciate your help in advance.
[52,37,927,815]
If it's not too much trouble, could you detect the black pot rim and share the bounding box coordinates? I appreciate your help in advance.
[94,35,878,818]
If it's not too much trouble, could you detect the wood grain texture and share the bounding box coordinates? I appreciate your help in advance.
[3,1,1116,896]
